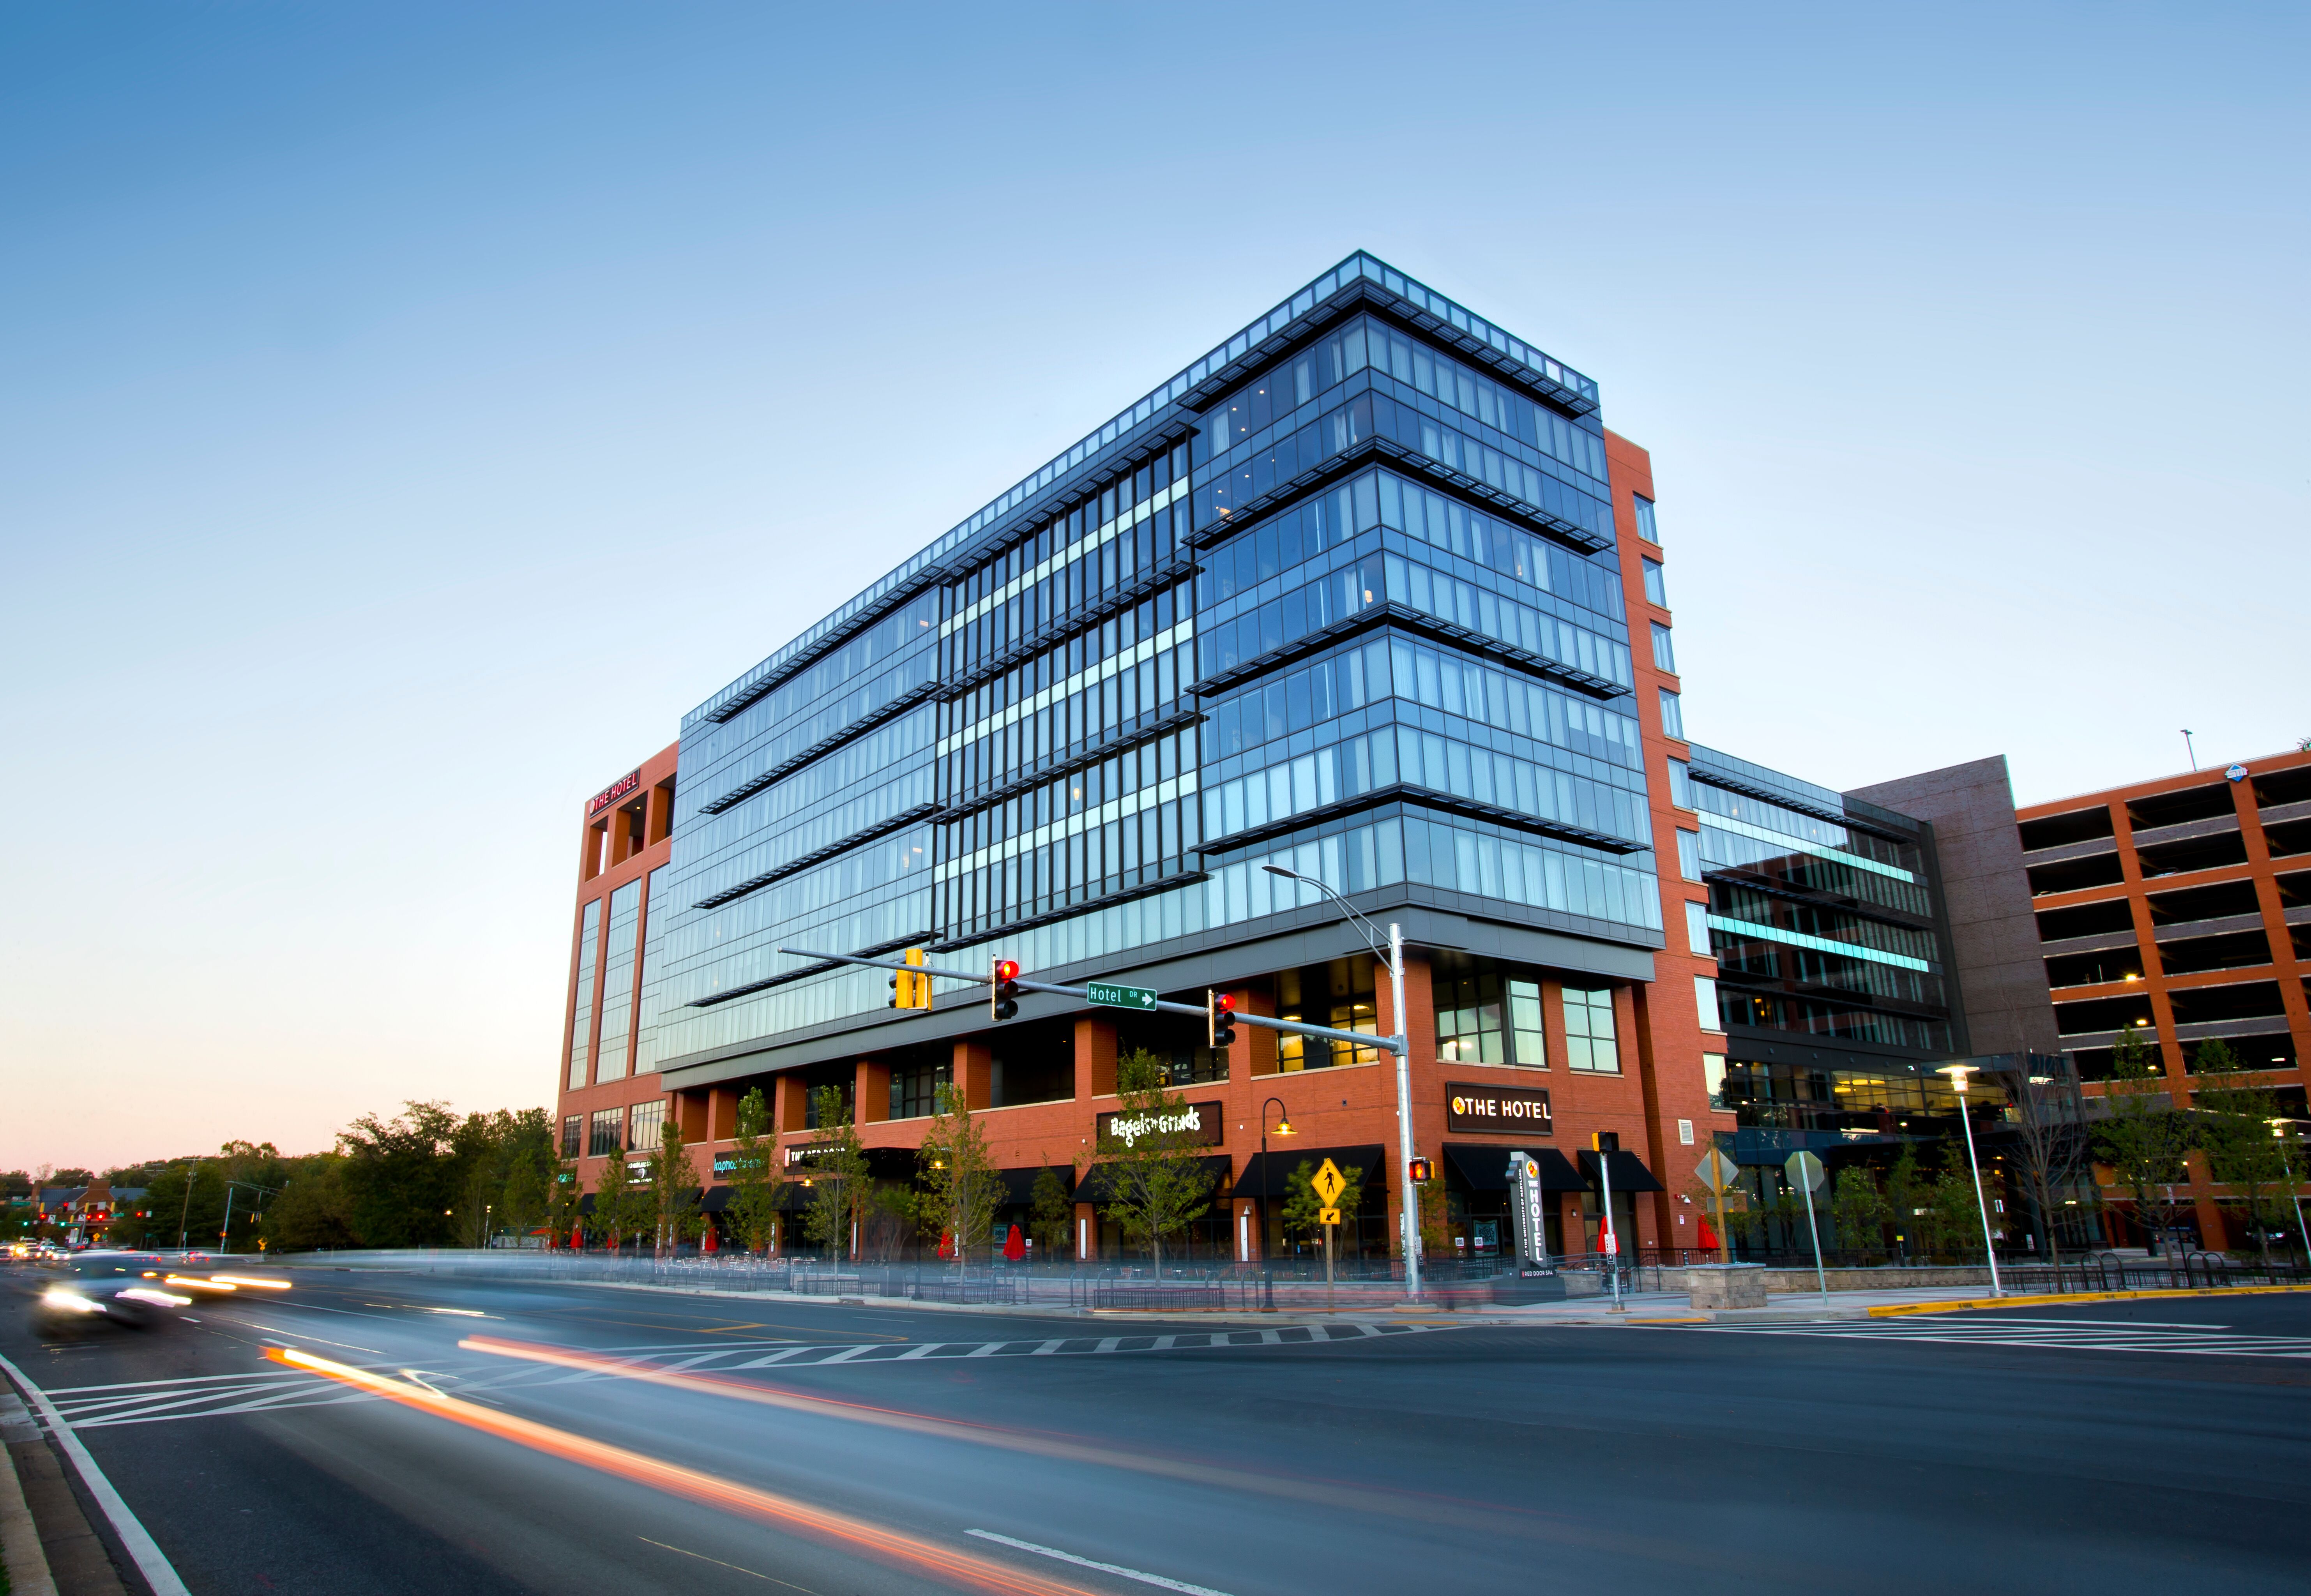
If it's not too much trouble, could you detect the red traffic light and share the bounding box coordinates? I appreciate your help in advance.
[1207,989,1238,1048]
[994,959,1019,983]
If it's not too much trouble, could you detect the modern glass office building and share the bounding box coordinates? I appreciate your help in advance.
[1681,744,1974,1149]
[558,252,1721,1263]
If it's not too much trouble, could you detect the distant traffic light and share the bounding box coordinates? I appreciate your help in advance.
[1207,990,1237,1049]
[1407,1156,1434,1184]
[991,958,1020,1021]
[888,947,931,1010]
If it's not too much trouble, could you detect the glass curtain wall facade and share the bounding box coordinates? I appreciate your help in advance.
[640,253,1659,1078]
[1687,744,1961,1131]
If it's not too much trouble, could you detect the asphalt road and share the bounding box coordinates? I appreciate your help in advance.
[4,1264,2308,1596]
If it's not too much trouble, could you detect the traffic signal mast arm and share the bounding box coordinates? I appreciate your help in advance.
[779,946,1402,1054]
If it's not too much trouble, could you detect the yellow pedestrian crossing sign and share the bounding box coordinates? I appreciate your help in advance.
[1318,1207,1342,1226]
[1312,1158,1346,1206]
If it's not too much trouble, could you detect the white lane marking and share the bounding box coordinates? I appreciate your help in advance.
[1941,1317,2230,1329]
[967,1530,1233,1596]
[1695,1324,2311,1358]
[225,1320,387,1354]
[0,1351,191,1596]
[46,1371,307,1396]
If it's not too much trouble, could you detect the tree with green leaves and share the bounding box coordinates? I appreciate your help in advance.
[544,1151,586,1249]
[1281,1155,1365,1288]
[1028,1159,1074,1263]
[500,1145,550,1243]
[1928,1159,1988,1263]
[594,1166,654,1254]
[1092,1049,1218,1275]
[725,1087,784,1257]
[1830,1165,1889,1260]
[2190,1040,2288,1264]
[800,1086,869,1261]
[2096,1027,2193,1252]
[1280,1157,1364,1246]
[645,1107,704,1258]
[916,1082,1002,1268]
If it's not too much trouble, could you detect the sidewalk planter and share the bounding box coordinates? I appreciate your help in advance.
[1687,1264,1768,1310]
[1489,1269,1569,1305]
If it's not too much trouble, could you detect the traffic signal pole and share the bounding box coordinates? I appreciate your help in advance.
[784,943,1419,1296]
[779,946,1394,1054]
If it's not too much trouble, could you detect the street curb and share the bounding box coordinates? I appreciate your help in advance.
[0,1355,186,1596]
[1866,1283,2311,1318]
[0,1392,57,1596]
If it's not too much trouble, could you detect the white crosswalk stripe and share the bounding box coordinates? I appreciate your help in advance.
[36,1321,1434,1427]
[1691,1317,2311,1359]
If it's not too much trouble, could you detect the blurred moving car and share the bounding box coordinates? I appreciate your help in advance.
[32,1252,290,1331]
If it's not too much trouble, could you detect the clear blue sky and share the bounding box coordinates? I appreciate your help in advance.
[4,3,2304,1171]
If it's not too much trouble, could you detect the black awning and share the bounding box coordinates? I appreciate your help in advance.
[1444,1144,1584,1192]
[1578,1149,1665,1194]
[997,1165,1076,1206]
[1229,1143,1387,1200]
[698,1185,733,1213]
[1080,1154,1234,1204]
[863,1146,919,1182]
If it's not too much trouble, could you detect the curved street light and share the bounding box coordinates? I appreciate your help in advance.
[1260,1096,1295,1312]
[1938,1063,2003,1298]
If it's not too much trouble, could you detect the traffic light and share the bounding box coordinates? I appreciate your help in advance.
[1591,1131,1620,1154]
[1407,1156,1434,1184]
[888,947,931,1010]
[1207,990,1237,1049]
[991,958,1020,1021]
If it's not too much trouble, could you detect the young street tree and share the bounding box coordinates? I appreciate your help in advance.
[1028,1160,1074,1262]
[725,1087,784,1257]
[645,1107,703,1258]
[800,1086,869,1262]
[1979,1051,2090,1264]
[1092,1049,1218,1275]
[2190,1040,2287,1265]
[1281,1156,1365,1286]
[917,1082,1002,1267]
[2095,1027,2193,1251]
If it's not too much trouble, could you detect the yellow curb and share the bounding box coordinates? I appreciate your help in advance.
[1867,1282,2311,1317]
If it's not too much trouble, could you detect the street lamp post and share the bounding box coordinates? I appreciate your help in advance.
[1260,1096,1294,1312]
[1263,864,1419,1301]
[1938,1064,2003,1298]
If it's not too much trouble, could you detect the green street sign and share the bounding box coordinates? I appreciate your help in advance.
[1086,981,1157,1012]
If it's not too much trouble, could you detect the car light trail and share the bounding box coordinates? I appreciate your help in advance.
[459,1335,1512,1531]
[265,1347,1095,1596]
[209,1275,292,1290]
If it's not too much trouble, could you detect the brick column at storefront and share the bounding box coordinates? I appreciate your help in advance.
[772,1073,809,1135]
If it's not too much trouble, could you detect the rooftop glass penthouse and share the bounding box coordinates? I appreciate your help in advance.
[645,254,1661,1085]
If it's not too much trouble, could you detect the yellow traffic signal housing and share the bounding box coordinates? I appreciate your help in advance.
[888,947,932,1010]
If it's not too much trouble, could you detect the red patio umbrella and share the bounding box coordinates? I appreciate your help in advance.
[1003,1224,1025,1262]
